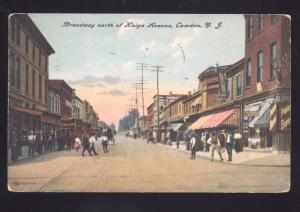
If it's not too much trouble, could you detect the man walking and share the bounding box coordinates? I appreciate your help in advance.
[28,130,36,158]
[190,132,196,160]
[226,131,234,161]
[211,133,224,161]
[89,133,98,155]
[82,133,92,157]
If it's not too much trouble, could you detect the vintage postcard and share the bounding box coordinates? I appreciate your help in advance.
[7,14,290,192]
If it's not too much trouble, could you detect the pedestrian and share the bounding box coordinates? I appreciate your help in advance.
[218,130,226,157]
[28,130,36,158]
[35,132,42,154]
[190,132,196,160]
[206,133,212,152]
[10,129,18,161]
[211,133,224,161]
[226,131,235,161]
[101,128,109,153]
[234,132,243,153]
[176,133,180,149]
[201,132,207,152]
[89,133,98,155]
[74,135,81,152]
[82,133,92,157]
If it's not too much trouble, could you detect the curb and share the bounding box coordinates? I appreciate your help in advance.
[156,142,290,168]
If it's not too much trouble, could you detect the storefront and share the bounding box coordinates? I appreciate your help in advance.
[189,108,240,132]
[41,112,61,136]
[242,98,275,150]
[169,122,184,142]
[61,117,84,136]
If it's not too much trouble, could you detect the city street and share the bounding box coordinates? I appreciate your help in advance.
[8,135,290,192]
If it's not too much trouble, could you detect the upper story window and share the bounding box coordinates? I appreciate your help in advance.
[237,74,242,96]
[257,51,264,83]
[38,75,42,99]
[39,51,42,67]
[25,35,29,54]
[270,42,277,79]
[271,15,278,24]
[32,69,35,97]
[45,57,48,72]
[225,78,232,99]
[10,17,20,45]
[25,64,29,93]
[258,14,264,32]
[246,59,252,86]
[9,53,20,90]
[32,43,35,63]
[247,16,253,40]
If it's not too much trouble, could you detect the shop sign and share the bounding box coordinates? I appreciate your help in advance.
[279,101,291,133]
[269,102,278,132]
[244,111,259,117]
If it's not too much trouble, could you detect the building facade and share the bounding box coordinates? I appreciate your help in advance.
[8,14,55,154]
[241,14,291,151]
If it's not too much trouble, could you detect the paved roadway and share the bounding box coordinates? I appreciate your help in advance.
[8,135,290,192]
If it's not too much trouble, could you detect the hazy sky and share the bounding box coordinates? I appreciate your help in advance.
[29,14,245,127]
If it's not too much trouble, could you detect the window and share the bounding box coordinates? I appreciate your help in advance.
[258,14,264,32]
[39,75,42,99]
[32,43,35,63]
[246,59,252,86]
[25,35,29,54]
[9,52,15,87]
[45,79,48,104]
[271,15,278,24]
[25,64,29,93]
[39,51,41,67]
[237,74,242,96]
[247,16,253,40]
[257,51,263,82]
[10,17,15,41]
[225,78,232,99]
[270,42,277,79]
[15,57,20,89]
[45,57,48,72]
[32,70,35,97]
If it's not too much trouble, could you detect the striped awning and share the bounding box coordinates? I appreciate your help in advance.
[188,114,214,130]
[189,109,237,130]
[202,109,235,128]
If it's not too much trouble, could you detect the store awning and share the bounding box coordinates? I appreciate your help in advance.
[169,123,183,131]
[11,107,43,117]
[202,109,235,128]
[188,114,214,130]
[191,96,202,107]
[249,102,271,128]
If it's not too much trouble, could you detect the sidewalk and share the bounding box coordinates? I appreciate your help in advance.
[148,139,290,167]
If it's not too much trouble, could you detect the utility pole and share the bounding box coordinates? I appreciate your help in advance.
[152,65,163,143]
[136,63,149,138]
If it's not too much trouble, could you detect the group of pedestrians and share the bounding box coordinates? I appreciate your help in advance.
[79,128,111,157]
[187,129,243,162]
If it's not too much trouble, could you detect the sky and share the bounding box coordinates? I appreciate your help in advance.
[29,14,245,128]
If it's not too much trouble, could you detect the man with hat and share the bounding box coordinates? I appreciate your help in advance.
[28,130,36,158]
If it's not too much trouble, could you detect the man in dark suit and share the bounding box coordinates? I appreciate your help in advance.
[82,133,92,156]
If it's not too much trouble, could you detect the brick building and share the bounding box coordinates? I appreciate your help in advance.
[241,14,291,151]
[8,14,55,156]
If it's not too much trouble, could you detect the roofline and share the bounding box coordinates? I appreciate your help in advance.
[15,14,55,55]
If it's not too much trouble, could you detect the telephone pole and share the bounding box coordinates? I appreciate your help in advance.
[152,65,163,143]
[136,63,149,138]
